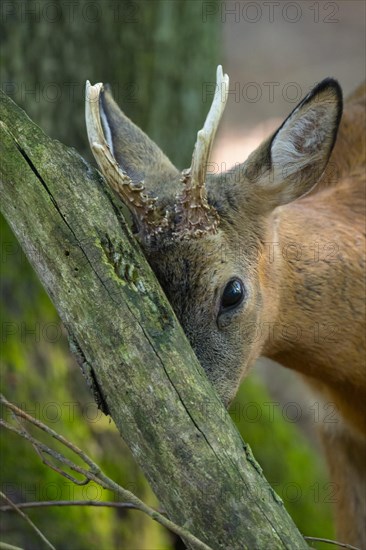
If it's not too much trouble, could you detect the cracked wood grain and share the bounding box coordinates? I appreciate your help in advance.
[0,90,309,549]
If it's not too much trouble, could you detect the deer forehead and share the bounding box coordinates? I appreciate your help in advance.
[145,228,261,302]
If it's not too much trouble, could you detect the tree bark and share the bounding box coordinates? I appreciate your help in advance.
[0,91,309,549]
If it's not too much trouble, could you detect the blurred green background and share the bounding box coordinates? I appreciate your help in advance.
[1,0,364,548]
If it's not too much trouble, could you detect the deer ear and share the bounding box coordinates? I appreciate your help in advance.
[98,85,179,186]
[244,78,343,209]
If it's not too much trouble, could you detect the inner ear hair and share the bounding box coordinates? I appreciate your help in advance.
[241,78,343,209]
[269,78,343,181]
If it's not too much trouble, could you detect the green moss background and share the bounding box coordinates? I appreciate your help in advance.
[230,377,334,542]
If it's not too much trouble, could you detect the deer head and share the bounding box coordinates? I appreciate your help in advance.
[86,67,342,406]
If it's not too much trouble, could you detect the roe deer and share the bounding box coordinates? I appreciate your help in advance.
[86,67,366,547]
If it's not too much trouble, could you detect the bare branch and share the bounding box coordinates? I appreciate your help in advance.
[0,492,55,550]
[0,394,212,550]
[0,500,138,512]
[0,542,24,550]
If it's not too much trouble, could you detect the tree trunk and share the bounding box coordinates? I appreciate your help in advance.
[0,91,309,549]
[0,0,219,168]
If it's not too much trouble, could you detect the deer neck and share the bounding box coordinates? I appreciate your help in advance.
[262,198,337,366]
[260,189,366,434]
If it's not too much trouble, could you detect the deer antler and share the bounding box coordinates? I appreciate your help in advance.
[85,67,229,241]
[175,65,229,238]
[85,81,168,236]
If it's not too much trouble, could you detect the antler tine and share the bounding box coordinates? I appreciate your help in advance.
[85,81,167,236]
[190,65,229,188]
[175,66,229,238]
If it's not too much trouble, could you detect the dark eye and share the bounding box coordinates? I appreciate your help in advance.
[220,278,244,311]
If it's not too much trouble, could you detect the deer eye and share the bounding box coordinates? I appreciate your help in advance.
[220,278,244,312]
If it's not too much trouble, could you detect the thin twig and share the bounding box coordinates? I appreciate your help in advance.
[0,419,93,485]
[0,500,138,512]
[0,395,99,471]
[304,536,361,550]
[0,394,213,550]
[0,492,55,550]
[0,543,24,550]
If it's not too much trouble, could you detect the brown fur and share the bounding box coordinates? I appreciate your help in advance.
[265,85,366,546]
[98,79,366,547]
